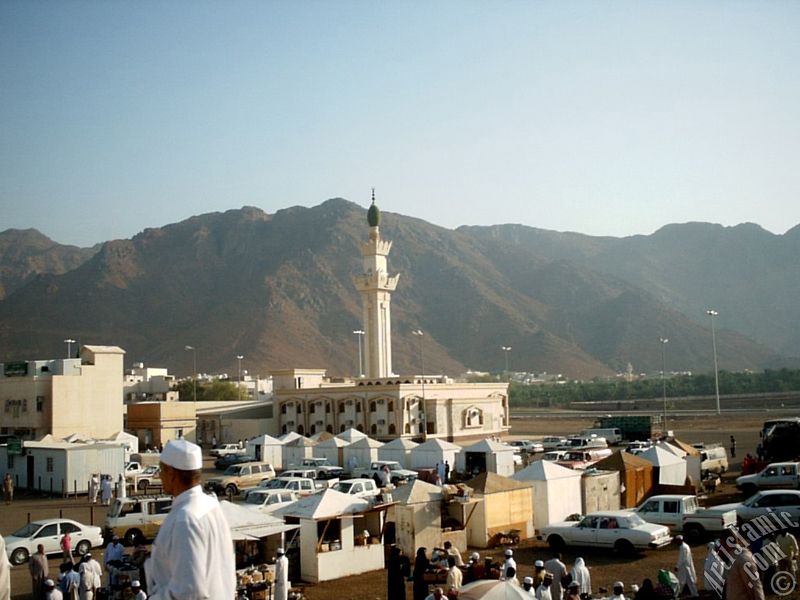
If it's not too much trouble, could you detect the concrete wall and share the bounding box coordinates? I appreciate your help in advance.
[395,502,442,558]
[581,471,621,514]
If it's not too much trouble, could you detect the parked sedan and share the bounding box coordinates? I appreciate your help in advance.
[536,511,672,555]
[4,518,105,565]
[714,490,800,524]
[507,440,544,453]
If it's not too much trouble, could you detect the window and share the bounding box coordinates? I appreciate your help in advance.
[326,403,331,414]
[60,522,80,534]
[388,401,394,412]
[369,401,377,412]
[36,396,44,412]
[46,457,54,473]
[356,402,361,413]
[389,424,396,435]
[281,404,287,415]
[310,404,315,414]
[371,424,377,435]
[36,524,58,538]
[640,501,659,513]
[663,501,679,514]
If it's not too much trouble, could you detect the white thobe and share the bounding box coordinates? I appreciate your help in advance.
[45,589,64,600]
[145,485,235,600]
[677,542,698,597]
[570,559,591,595]
[274,554,289,600]
[535,584,552,600]
[0,534,9,600]
[502,557,517,579]
[544,557,566,600]
[100,479,112,504]
[79,559,101,600]
[117,475,127,499]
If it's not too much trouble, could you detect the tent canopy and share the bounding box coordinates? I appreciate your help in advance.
[459,579,532,600]
[274,488,369,520]
[219,501,299,540]
[513,460,581,481]
[462,439,514,453]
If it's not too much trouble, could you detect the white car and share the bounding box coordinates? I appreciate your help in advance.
[335,478,380,499]
[536,511,672,555]
[714,490,800,523]
[542,437,568,451]
[507,440,544,453]
[240,489,298,513]
[5,518,105,565]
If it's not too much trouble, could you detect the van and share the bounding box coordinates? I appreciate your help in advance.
[699,446,728,477]
[581,428,623,445]
[205,462,276,496]
[560,436,608,450]
[104,494,173,545]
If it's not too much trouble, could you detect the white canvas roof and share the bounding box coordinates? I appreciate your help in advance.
[278,431,303,444]
[336,428,368,443]
[273,488,369,520]
[463,439,514,453]
[316,437,349,449]
[286,436,317,448]
[219,501,299,540]
[348,437,384,449]
[656,441,685,458]
[391,479,444,505]
[512,460,582,481]
[415,439,461,452]
[640,445,685,466]
[248,433,283,445]
[381,438,419,450]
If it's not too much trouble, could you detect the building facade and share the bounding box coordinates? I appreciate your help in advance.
[1,345,125,440]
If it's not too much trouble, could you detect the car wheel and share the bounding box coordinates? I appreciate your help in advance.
[614,539,636,556]
[547,535,565,551]
[75,540,91,556]
[225,484,238,496]
[124,529,143,546]
[10,547,29,566]
[684,524,705,544]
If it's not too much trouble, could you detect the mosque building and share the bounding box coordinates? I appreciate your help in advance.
[272,194,509,442]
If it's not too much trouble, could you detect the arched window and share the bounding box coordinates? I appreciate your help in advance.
[357,424,364,433]
[388,401,394,412]
[310,424,316,435]
[310,404,315,414]
[281,404,287,415]
[389,424,396,435]
[326,424,333,434]
[297,425,305,435]
[356,402,362,413]
[297,403,302,414]
[369,401,377,412]
[370,424,378,435]
[326,403,331,414]
[404,423,411,434]
[340,424,346,433]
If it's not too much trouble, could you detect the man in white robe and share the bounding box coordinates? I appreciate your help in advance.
[274,546,289,600]
[675,535,698,597]
[145,439,235,600]
[0,533,10,600]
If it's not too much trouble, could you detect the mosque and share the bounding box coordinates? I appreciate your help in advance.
[272,195,509,442]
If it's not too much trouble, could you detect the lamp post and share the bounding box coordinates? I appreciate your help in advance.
[412,329,426,439]
[501,346,512,382]
[706,309,721,415]
[184,345,197,404]
[237,355,244,401]
[63,338,76,358]
[659,338,669,433]
[353,330,365,378]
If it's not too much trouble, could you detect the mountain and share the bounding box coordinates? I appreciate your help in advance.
[0,229,99,300]
[0,201,791,379]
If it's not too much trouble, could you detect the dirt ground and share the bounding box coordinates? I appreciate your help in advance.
[4,413,799,599]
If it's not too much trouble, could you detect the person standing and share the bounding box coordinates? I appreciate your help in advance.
[570,557,591,596]
[103,536,124,588]
[100,476,112,505]
[30,544,49,600]
[675,535,698,597]
[78,553,102,600]
[0,533,10,600]
[502,549,517,580]
[62,564,80,600]
[60,531,72,562]
[535,573,554,600]
[703,542,724,594]
[544,553,567,600]
[532,560,546,587]
[725,546,765,600]
[776,530,799,576]
[387,546,410,600]
[445,556,462,594]
[522,577,536,597]
[610,581,627,600]
[443,461,450,483]
[730,436,737,458]
[443,541,464,567]
[2,474,12,505]
[274,547,289,600]
[89,474,100,504]
[145,439,235,600]
[412,547,431,600]
[44,579,64,600]
[117,473,127,499]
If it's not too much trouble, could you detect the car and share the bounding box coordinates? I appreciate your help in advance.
[713,490,800,524]
[209,443,247,458]
[334,478,381,499]
[634,494,736,542]
[536,511,672,555]
[542,450,567,462]
[542,437,568,451]
[132,465,162,491]
[4,518,105,565]
[214,454,253,470]
[240,489,298,513]
[507,440,544,453]
[104,494,173,545]
[205,462,276,496]
[253,476,319,497]
[736,462,800,496]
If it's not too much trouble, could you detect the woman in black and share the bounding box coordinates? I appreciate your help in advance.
[412,547,431,600]
[388,545,411,600]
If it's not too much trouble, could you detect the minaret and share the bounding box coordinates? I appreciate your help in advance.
[352,190,400,378]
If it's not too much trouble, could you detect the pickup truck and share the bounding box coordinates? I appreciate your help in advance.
[292,459,345,486]
[131,466,162,491]
[634,494,736,542]
[209,443,247,458]
[736,462,800,496]
[352,461,417,486]
[335,478,381,499]
[253,476,319,497]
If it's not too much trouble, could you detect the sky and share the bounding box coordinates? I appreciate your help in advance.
[1,1,799,247]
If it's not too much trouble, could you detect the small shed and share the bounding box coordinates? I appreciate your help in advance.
[313,436,349,467]
[512,460,582,529]
[462,472,534,548]
[246,434,284,469]
[343,437,383,473]
[378,438,418,467]
[456,439,516,478]
[105,431,139,459]
[336,428,368,444]
[580,469,621,514]
[411,438,460,470]
[662,439,702,487]
[274,489,387,583]
[640,445,687,486]
[282,437,317,469]
[389,479,445,557]
[594,451,655,508]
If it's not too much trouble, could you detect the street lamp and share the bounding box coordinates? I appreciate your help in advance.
[63,338,76,358]
[237,355,244,401]
[184,345,197,405]
[501,346,512,382]
[353,330,365,378]
[412,330,426,439]
[659,338,669,433]
[706,309,721,415]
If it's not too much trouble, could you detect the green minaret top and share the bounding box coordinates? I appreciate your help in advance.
[367,188,381,227]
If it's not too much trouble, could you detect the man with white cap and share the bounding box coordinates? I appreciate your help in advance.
[44,578,63,600]
[610,581,627,600]
[532,559,546,587]
[675,534,698,598]
[130,579,147,600]
[502,548,516,580]
[274,546,289,600]
[522,576,536,596]
[535,572,554,600]
[145,438,235,600]
[544,553,567,600]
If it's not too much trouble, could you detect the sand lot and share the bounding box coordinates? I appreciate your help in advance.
[3,413,798,599]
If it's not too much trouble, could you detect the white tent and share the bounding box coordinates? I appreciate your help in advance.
[219,500,299,540]
[105,431,139,457]
[456,439,516,477]
[313,436,349,467]
[411,438,460,469]
[278,431,303,444]
[343,437,383,472]
[512,460,582,529]
[459,579,532,600]
[660,440,702,488]
[378,438,418,467]
[282,436,317,468]
[639,445,687,485]
[246,434,284,469]
[336,428,368,443]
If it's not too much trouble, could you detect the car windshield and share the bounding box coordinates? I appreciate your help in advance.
[245,494,267,505]
[259,479,284,489]
[336,482,353,494]
[13,522,42,537]
[224,465,243,475]
[625,514,646,527]
[108,500,123,518]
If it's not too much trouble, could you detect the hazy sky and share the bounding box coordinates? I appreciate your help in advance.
[2,1,799,247]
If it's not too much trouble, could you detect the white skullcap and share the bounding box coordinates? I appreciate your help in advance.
[470,552,480,561]
[614,581,624,589]
[45,579,55,587]
[523,577,534,585]
[132,580,141,587]
[535,560,544,567]
[276,547,285,554]
[505,549,513,557]
[161,438,203,471]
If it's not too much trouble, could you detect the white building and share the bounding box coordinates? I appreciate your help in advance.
[123,362,178,403]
